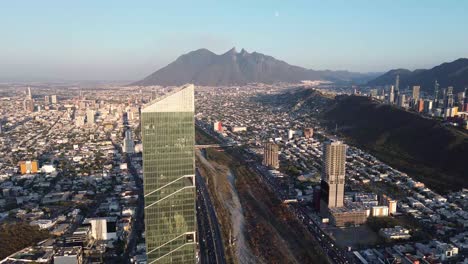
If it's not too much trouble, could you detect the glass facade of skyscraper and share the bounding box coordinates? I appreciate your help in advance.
[141,85,196,264]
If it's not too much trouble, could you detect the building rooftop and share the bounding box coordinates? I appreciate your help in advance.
[142,84,194,113]
[54,246,82,257]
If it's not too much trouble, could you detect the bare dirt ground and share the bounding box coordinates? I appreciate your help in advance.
[198,147,328,264]
[233,163,328,264]
[196,150,238,264]
[197,149,258,264]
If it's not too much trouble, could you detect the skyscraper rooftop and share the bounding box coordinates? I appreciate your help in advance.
[142,84,194,113]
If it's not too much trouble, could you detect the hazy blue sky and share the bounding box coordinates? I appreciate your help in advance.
[1,0,467,81]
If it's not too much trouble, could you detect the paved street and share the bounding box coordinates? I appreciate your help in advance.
[197,122,353,264]
[196,168,227,264]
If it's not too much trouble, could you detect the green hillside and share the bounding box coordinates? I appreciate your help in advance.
[0,223,50,259]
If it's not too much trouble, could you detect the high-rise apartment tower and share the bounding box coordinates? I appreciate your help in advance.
[320,141,347,215]
[263,142,279,169]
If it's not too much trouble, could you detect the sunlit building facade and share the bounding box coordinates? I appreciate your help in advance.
[263,142,279,169]
[19,160,39,174]
[320,141,347,216]
[142,84,197,264]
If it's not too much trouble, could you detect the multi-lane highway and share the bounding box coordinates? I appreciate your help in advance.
[196,168,227,264]
[196,121,354,264]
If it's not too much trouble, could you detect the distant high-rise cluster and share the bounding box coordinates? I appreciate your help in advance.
[20,87,61,113]
[440,86,458,118]
[370,75,467,125]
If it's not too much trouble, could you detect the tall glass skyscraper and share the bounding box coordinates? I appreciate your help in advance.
[141,84,197,264]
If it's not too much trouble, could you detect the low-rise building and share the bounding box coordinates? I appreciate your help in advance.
[329,207,367,227]
[53,246,83,264]
[371,206,389,217]
[84,217,117,241]
[1,246,54,263]
[379,226,411,240]
[19,160,39,174]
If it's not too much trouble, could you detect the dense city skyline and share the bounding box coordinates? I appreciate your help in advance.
[1,79,467,263]
[1,2,467,263]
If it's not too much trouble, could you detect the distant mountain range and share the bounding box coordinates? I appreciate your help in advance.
[368,58,468,93]
[132,48,377,86]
